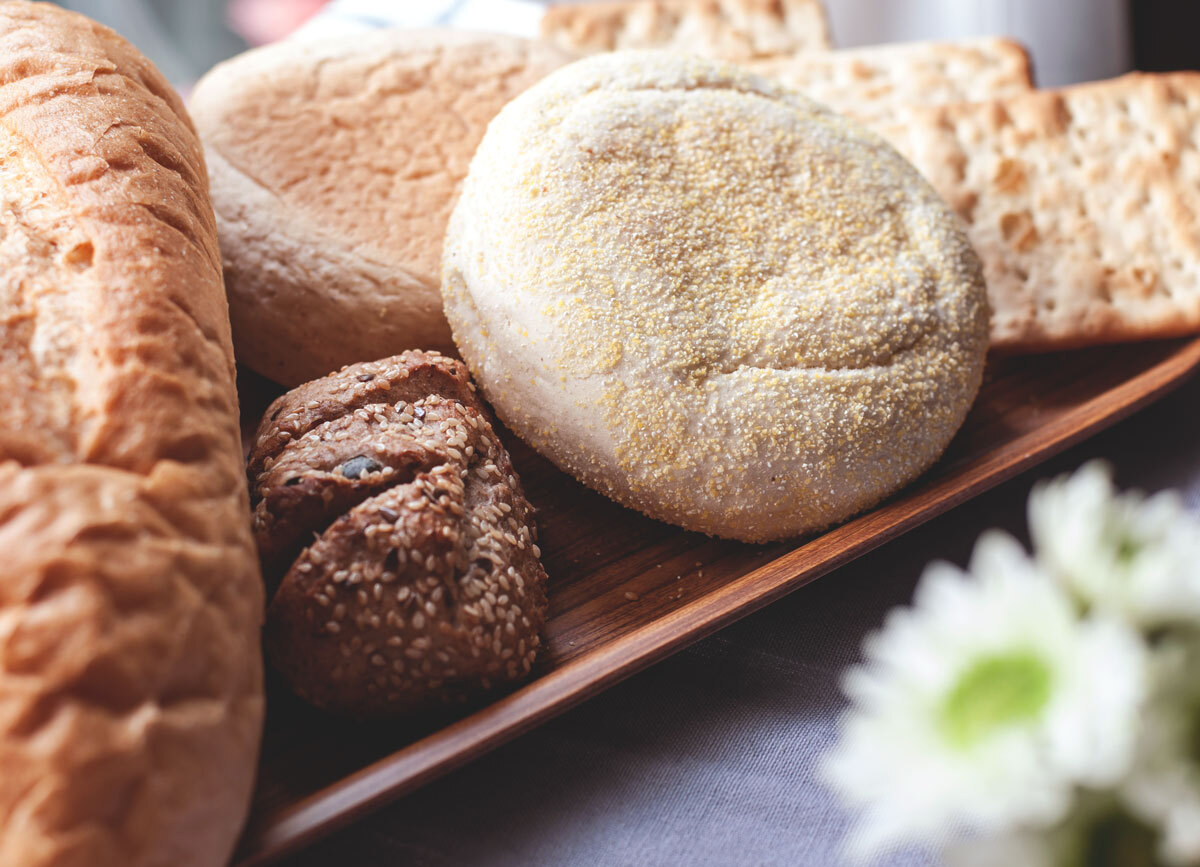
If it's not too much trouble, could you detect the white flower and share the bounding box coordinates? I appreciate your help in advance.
[1029,461,1200,627]
[823,531,1147,862]
[1123,636,1200,866]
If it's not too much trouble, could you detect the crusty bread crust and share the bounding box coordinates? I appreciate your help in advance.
[882,72,1200,352]
[541,0,831,59]
[190,30,574,386]
[0,4,263,865]
[746,37,1033,127]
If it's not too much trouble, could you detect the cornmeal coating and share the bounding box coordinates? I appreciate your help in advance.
[442,52,989,542]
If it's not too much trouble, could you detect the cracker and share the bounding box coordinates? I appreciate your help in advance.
[540,0,831,60]
[882,72,1200,351]
[746,37,1033,127]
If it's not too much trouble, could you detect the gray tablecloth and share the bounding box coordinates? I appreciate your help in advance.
[276,367,1200,866]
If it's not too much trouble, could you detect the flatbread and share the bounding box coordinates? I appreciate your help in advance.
[746,37,1033,127]
[540,0,830,60]
[882,72,1200,351]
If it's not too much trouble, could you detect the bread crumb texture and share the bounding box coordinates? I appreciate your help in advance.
[883,72,1200,351]
[443,52,989,542]
[0,3,262,866]
[248,352,548,718]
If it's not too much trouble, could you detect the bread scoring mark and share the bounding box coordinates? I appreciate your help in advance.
[0,124,88,464]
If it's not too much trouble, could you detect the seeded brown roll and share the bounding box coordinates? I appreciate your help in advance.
[247,351,548,718]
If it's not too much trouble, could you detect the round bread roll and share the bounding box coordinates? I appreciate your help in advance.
[442,52,990,543]
[189,30,574,386]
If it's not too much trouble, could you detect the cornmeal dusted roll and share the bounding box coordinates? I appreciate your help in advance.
[442,52,989,542]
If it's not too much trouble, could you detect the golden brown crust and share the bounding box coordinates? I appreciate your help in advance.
[247,353,547,718]
[0,3,263,866]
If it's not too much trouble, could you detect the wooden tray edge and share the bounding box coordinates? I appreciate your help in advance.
[234,337,1200,866]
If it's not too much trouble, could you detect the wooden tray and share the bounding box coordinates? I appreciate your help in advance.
[233,337,1200,866]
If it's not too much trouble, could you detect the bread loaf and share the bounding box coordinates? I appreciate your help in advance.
[0,4,263,865]
[882,73,1200,351]
[189,30,574,386]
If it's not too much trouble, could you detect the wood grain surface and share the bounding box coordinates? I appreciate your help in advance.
[233,337,1200,865]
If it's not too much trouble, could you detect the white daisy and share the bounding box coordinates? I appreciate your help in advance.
[1029,461,1200,628]
[1123,636,1200,866]
[823,531,1147,862]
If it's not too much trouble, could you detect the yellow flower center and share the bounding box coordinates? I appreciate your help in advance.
[1114,533,1141,564]
[940,651,1053,748]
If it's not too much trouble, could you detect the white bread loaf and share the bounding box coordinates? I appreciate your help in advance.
[189,30,574,386]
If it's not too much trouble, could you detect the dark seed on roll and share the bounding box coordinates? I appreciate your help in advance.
[340,455,382,480]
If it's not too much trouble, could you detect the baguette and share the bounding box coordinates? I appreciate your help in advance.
[0,4,263,866]
[882,73,1200,351]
